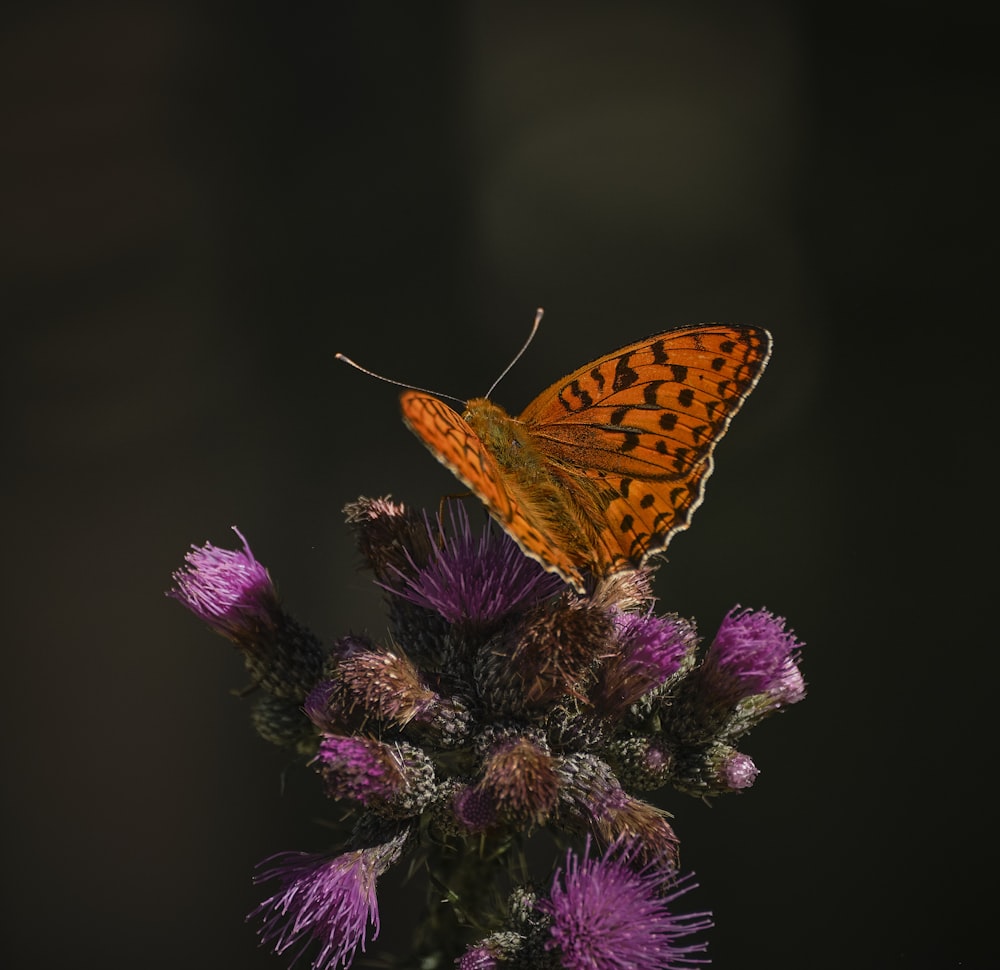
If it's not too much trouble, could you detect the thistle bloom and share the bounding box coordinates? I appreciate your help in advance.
[456,944,499,969]
[250,831,409,970]
[168,527,277,640]
[537,838,712,970]
[699,606,805,710]
[168,527,324,700]
[472,733,560,827]
[314,736,400,801]
[382,503,564,625]
[594,611,696,715]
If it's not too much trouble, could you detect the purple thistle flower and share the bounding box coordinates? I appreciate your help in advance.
[456,943,499,969]
[343,496,435,581]
[250,831,408,970]
[474,734,560,827]
[384,504,564,625]
[313,736,405,805]
[594,612,695,715]
[303,679,340,732]
[168,527,325,700]
[762,651,807,710]
[168,527,277,641]
[312,736,435,816]
[453,783,499,833]
[306,649,472,745]
[250,851,377,970]
[537,837,711,970]
[699,607,805,709]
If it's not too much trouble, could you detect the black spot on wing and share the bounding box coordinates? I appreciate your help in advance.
[613,354,639,391]
[642,382,664,407]
[652,509,674,530]
[559,380,594,412]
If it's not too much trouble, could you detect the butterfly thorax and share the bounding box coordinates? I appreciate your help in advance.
[463,398,599,555]
[462,399,537,472]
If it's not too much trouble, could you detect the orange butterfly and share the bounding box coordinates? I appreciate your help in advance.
[344,314,771,593]
[391,315,771,593]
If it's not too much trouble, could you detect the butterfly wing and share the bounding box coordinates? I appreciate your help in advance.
[400,390,588,589]
[519,325,771,573]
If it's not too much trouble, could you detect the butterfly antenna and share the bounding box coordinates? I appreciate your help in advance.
[335,352,467,406]
[484,307,544,399]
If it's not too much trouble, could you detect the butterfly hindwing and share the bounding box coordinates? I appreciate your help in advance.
[518,325,771,574]
[400,391,516,521]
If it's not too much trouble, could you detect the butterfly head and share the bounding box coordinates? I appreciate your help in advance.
[463,398,531,468]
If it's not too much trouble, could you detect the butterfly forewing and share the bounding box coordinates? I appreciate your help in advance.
[400,392,515,520]
[522,327,769,444]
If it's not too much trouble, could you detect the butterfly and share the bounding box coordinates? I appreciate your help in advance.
[386,317,770,593]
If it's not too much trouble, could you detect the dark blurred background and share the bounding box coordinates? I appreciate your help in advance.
[2,2,994,967]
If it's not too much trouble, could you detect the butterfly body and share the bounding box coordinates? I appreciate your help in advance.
[401,324,771,592]
[462,398,605,583]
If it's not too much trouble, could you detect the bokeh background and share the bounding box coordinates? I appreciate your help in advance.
[3,3,994,967]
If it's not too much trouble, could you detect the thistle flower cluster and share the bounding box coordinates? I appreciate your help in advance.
[168,498,806,969]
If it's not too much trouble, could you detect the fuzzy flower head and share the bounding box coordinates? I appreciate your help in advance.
[250,830,409,970]
[699,606,805,710]
[343,496,435,581]
[311,736,435,817]
[168,527,277,641]
[169,528,325,700]
[593,611,696,715]
[306,646,471,746]
[452,782,500,834]
[473,733,560,828]
[251,850,378,970]
[537,837,712,970]
[382,503,564,626]
[457,944,499,969]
